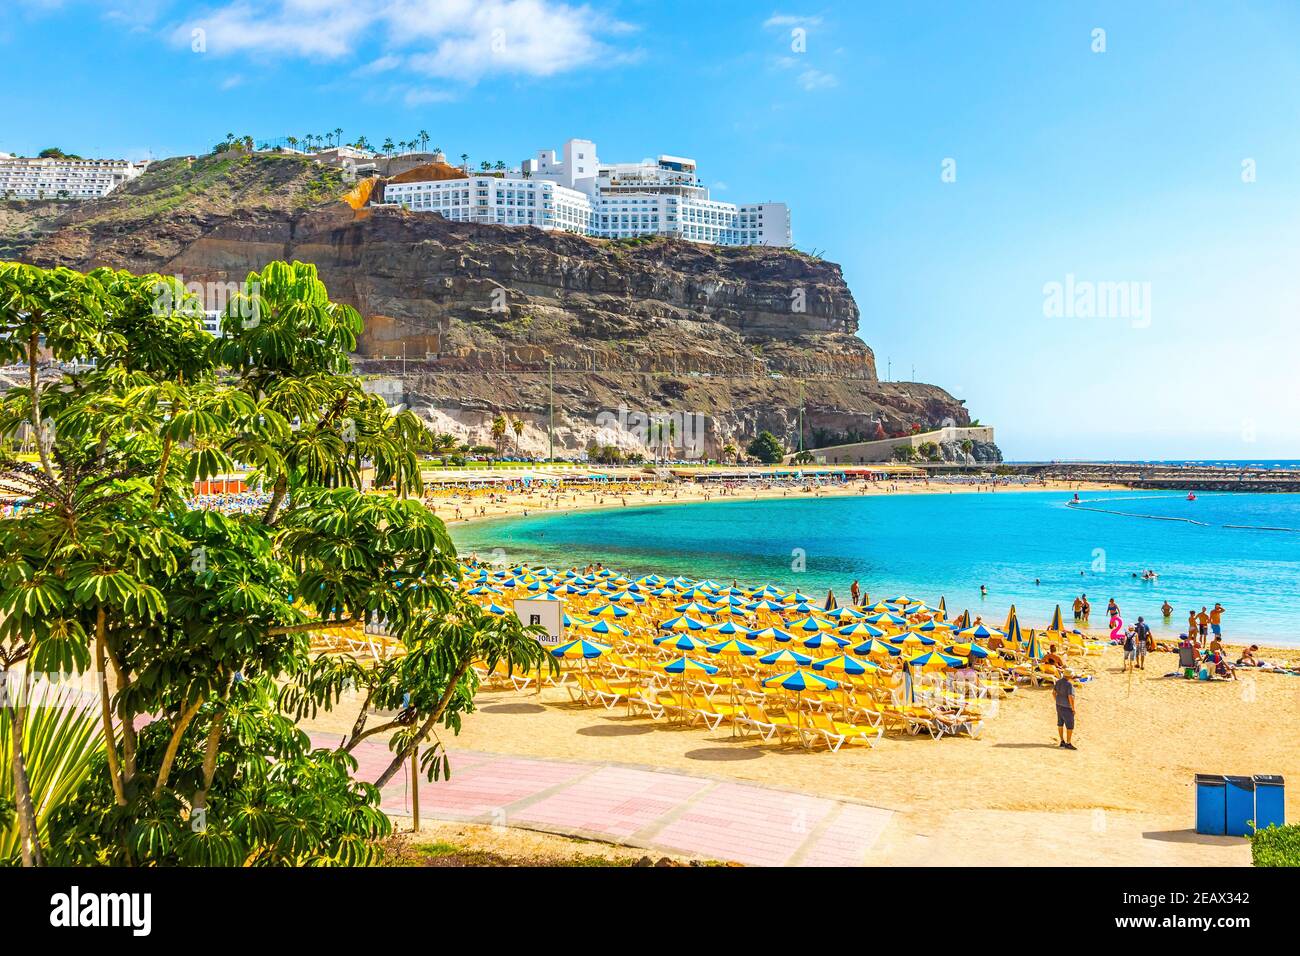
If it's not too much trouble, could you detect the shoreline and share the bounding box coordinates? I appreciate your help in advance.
[440,479,1299,656]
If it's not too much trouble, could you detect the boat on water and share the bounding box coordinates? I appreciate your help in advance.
[1187,493,1197,501]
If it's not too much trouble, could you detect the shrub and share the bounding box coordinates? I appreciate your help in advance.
[1251,824,1300,867]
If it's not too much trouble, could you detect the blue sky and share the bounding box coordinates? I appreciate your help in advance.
[4,0,1299,460]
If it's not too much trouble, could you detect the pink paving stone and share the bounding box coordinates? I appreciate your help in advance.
[382,752,592,819]
[513,766,711,838]
[795,803,893,866]
[652,783,836,866]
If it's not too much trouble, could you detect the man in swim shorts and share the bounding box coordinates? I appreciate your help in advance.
[1196,607,1210,642]
[1210,603,1224,638]
[1133,616,1150,670]
[1054,673,1076,749]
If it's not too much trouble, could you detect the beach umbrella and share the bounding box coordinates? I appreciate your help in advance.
[748,599,787,612]
[836,621,887,639]
[752,626,797,645]
[529,592,562,602]
[864,611,908,627]
[759,648,813,667]
[638,574,664,586]
[824,590,838,611]
[551,638,611,660]
[906,649,964,670]
[945,642,992,659]
[673,601,720,616]
[660,614,709,632]
[604,589,646,604]
[1005,608,1024,647]
[589,603,632,619]
[763,668,839,693]
[705,638,760,657]
[655,633,709,652]
[783,601,820,614]
[909,618,952,633]
[953,610,971,629]
[1046,605,1065,632]
[762,668,840,746]
[957,622,1003,640]
[485,602,509,616]
[581,618,629,638]
[467,584,503,595]
[787,615,833,634]
[1002,604,1018,633]
[562,613,589,628]
[801,631,851,651]
[865,601,893,612]
[813,654,879,677]
[889,631,936,647]
[662,655,719,676]
[937,596,948,620]
[1025,627,1043,661]
[782,591,813,604]
[852,638,902,658]
[824,606,867,622]
[705,620,755,638]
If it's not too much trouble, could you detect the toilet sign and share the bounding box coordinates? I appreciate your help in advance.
[513,598,565,646]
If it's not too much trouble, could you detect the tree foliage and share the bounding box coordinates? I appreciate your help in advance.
[0,260,546,866]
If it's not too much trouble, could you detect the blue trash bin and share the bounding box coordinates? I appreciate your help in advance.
[1253,775,1285,831]
[1195,774,1226,835]
[1225,775,1256,836]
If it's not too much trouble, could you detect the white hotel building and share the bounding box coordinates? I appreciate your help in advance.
[383,139,792,247]
[0,153,149,200]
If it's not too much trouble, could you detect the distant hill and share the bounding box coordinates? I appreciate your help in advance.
[4,151,994,460]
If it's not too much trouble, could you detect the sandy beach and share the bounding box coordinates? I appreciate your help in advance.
[302,640,1300,866]
[428,476,1128,528]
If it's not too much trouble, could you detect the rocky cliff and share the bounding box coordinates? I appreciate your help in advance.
[4,152,992,459]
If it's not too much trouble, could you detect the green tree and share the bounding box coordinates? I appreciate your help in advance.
[490,414,507,455]
[511,418,524,454]
[0,261,544,867]
[746,431,785,464]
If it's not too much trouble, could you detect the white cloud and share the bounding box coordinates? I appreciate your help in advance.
[762,13,823,30]
[170,0,636,82]
[402,87,456,107]
[797,68,837,91]
[220,73,244,89]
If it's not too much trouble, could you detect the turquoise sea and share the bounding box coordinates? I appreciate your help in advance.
[451,490,1300,646]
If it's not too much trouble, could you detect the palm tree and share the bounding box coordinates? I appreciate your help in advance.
[334,127,343,147]
[490,414,508,455]
[721,440,738,464]
[460,152,469,171]
[494,160,506,171]
[418,130,430,152]
[668,418,677,463]
[960,438,974,466]
[479,160,491,172]
[286,136,298,151]
[383,138,395,156]
[511,418,524,454]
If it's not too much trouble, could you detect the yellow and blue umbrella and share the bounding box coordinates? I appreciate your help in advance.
[906,649,964,670]
[752,626,797,644]
[944,642,992,659]
[782,591,813,604]
[852,638,902,658]
[660,614,709,632]
[762,668,840,692]
[551,638,611,659]
[824,606,867,622]
[787,615,832,634]
[801,631,850,651]
[589,603,632,619]
[674,601,720,616]
[662,655,719,676]
[582,618,629,638]
[812,654,878,677]
[957,622,1003,640]
[706,620,754,637]
[1046,605,1065,632]
[655,633,710,652]
[759,648,813,667]
[909,618,951,633]
[837,621,887,639]
[865,611,908,626]
[485,602,510,616]
[705,638,760,657]
[889,631,937,647]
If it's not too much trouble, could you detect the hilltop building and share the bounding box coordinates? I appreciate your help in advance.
[0,155,148,200]
[382,138,791,247]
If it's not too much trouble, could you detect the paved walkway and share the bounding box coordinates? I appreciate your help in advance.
[319,736,894,866]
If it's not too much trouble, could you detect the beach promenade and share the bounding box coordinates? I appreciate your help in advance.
[323,735,894,865]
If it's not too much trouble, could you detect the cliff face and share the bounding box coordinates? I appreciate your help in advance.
[8,153,984,458]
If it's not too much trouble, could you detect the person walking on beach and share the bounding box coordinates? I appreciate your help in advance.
[1106,597,1119,619]
[850,580,861,606]
[1054,672,1077,750]
[1133,616,1150,670]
